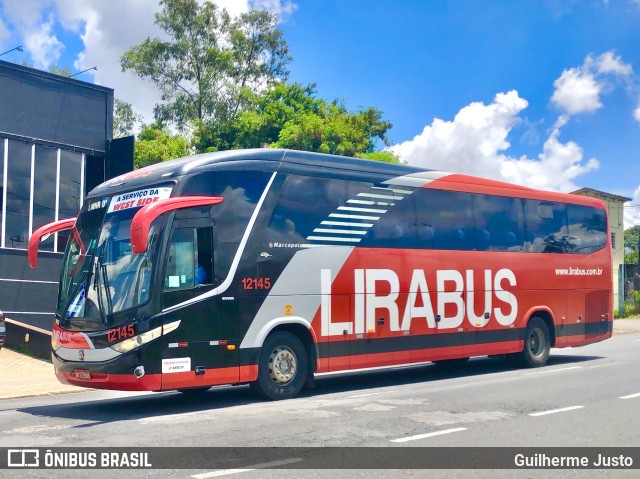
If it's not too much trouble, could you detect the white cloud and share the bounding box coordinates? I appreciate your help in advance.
[250,0,297,18]
[24,12,63,67]
[551,68,603,115]
[0,0,296,124]
[0,18,10,43]
[625,186,640,228]
[634,105,640,122]
[551,50,633,116]
[591,51,633,76]
[390,91,598,193]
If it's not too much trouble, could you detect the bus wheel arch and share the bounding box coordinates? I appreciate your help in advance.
[251,325,314,400]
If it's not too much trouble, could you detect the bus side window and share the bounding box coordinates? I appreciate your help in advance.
[524,200,569,253]
[163,227,213,291]
[567,204,607,254]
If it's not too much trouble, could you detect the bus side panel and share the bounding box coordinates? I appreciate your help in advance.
[305,246,611,371]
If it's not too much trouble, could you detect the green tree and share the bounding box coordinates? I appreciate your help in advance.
[134,124,190,169]
[192,82,393,158]
[356,151,400,164]
[192,82,321,152]
[272,101,392,157]
[121,0,291,130]
[113,99,143,138]
[47,65,72,77]
[625,225,640,263]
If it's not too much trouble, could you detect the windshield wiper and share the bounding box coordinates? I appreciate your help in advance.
[100,263,113,315]
[92,243,111,325]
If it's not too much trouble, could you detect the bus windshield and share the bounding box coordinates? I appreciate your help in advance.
[57,187,172,328]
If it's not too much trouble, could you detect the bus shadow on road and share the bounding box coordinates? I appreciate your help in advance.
[18,353,604,424]
[304,353,605,398]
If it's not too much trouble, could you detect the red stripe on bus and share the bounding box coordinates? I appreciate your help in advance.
[56,369,162,391]
[424,173,607,207]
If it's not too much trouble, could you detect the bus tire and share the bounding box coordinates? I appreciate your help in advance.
[519,317,551,368]
[251,331,308,400]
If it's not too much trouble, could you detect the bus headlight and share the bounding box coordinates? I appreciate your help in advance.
[111,326,163,353]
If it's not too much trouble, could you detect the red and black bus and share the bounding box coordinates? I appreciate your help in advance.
[29,149,613,400]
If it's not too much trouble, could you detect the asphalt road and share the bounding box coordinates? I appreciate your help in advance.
[1,332,639,479]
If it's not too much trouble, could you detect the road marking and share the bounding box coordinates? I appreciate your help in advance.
[619,392,640,399]
[390,427,467,443]
[524,366,582,375]
[191,458,303,478]
[528,405,584,417]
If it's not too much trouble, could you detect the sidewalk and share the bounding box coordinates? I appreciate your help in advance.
[0,348,83,400]
[1,320,639,401]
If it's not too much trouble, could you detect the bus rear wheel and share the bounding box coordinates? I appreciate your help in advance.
[251,331,308,400]
[518,317,551,368]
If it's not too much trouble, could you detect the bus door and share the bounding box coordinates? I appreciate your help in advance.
[159,217,240,389]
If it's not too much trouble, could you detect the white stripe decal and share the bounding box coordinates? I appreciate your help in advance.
[321,221,374,227]
[382,171,452,188]
[312,228,367,235]
[162,172,277,314]
[356,192,397,200]
[306,236,361,243]
[328,213,380,220]
[54,345,121,362]
[337,206,387,214]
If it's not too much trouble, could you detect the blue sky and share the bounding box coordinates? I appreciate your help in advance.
[1,0,640,223]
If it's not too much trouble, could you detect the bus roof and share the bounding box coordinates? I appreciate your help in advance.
[89,148,605,209]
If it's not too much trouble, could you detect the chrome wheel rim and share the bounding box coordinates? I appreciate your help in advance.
[268,346,297,385]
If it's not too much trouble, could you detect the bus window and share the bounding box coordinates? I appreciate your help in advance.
[163,227,213,292]
[361,182,417,248]
[524,200,569,253]
[567,204,607,254]
[474,195,525,251]
[182,170,272,280]
[416,189,474,250]
[264,175,347,252]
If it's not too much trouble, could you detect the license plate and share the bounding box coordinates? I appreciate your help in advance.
[73,369,91,380]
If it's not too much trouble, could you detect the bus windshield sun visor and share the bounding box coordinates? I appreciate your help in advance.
[28,218,77,268]
[130,196,224,254]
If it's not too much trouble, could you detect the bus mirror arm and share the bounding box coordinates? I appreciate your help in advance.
[28,218,77,268]
[130,196,224,255]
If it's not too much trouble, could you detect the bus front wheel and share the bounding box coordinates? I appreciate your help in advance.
[519,317,551,368]
[251,331,308,400]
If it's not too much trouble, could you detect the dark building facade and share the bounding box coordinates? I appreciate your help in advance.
[0,60,133,332]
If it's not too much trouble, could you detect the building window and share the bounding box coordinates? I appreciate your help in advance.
[5,139,31,249]
[611,232,616,250]
[0,137,84,251]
